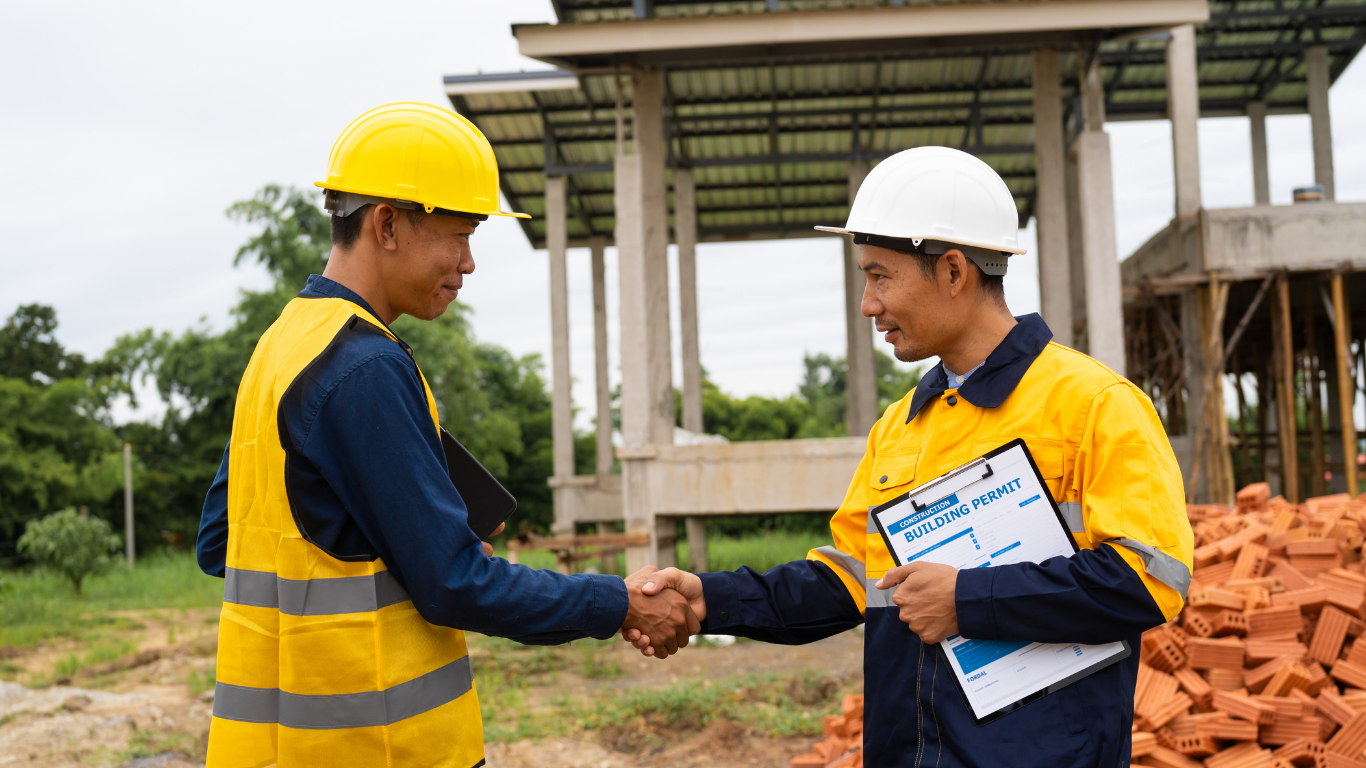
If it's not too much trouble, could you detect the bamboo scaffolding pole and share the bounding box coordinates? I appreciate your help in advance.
[1306,282,1326,496]
[1274,272,1300,502]
[1331,270,1360,497]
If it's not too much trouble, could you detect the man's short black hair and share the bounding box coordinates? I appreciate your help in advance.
[900,248,1006,305]
[330,205,427,250]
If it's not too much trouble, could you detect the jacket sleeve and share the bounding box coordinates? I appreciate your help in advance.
[300,354,628,645]
[696,412,881,643]
[696,561,864,644]
[955,381,1193,645]
[195,441,231,578]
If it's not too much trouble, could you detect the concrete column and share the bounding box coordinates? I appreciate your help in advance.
[1065,141,1088,352]
[844,160,878,436]
[1167,25,1203,221]
[1074,49,1126,375]
[617,67,673,571]
[686,516,708,573]
[1247,101,1271,205]
[676,167,704,434]
[1306,45,1336,201]
[546,176,575,536]
[590,236,614,477]
[1032,48,1073,347]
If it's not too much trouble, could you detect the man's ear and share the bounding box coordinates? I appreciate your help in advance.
[370,204,402,252]
[942,249,969,299]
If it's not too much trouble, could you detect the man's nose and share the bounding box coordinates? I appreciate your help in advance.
[860,281,881,319]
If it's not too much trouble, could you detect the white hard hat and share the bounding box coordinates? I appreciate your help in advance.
[816,146,1025,275]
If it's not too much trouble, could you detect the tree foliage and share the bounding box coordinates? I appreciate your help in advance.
[17,508,121,595]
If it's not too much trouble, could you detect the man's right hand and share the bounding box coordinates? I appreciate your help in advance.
[622,568,706,657]
[623,567,701,660]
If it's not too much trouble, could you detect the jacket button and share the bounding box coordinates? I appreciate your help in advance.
[947,395,958,406]
[879,475,888,483]
[718,611,729,622]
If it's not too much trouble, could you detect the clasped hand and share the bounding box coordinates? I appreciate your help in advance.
[620,567,706,659]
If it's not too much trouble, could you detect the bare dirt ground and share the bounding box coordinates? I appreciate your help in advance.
[0,610,863,767]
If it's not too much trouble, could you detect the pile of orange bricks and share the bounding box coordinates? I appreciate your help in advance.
[790,694,863,768]
[1133,482,1366,768]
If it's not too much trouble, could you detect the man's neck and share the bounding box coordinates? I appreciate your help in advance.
[936,307,1017,375]
[322,250,399,325]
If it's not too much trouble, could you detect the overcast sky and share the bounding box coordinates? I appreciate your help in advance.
[2,2,1363,429]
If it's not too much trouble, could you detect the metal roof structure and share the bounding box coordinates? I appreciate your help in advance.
[447,0,1366,248]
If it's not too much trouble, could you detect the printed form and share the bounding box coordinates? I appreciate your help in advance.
[871,440,1129,722]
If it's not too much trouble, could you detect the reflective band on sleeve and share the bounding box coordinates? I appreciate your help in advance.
[865,578,896,608]
[866,511,878,534]
[223,567,411,616]
[813,546,866,584]
[1058,502,1084,533]
[1105,538,1192,599]
[213,656,474,730]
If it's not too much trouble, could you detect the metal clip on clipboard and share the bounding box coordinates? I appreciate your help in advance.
[909,457,994,512]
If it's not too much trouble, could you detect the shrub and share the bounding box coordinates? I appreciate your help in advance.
[17,508,121,596]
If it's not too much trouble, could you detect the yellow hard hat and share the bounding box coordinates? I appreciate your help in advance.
[315,102,528,219]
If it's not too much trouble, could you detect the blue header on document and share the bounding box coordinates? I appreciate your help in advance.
[886,478,1025,544]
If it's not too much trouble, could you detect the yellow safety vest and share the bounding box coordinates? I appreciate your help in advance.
[208,295,484,768]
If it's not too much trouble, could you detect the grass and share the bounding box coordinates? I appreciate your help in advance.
[188,666,216,695]
[491,529,832,577]
[0,550,221,650]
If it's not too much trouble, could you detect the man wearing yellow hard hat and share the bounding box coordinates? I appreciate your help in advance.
[194,103,699,767]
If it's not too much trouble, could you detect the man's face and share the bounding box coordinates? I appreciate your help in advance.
[858,244,954,363]
[388,213,478,321]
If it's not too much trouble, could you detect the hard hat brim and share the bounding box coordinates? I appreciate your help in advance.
[314,181,530,219]
[814,225,1026,255]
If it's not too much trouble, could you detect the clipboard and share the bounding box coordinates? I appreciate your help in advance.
[440,426,517,540]
[870,438,1131,726]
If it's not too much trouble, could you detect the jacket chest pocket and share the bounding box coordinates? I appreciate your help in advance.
[973,437,1066,502]
[869,450,920,506]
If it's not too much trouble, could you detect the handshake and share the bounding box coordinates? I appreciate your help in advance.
[619,566,706,659]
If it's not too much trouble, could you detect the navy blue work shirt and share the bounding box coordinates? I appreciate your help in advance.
[198,275,628,645]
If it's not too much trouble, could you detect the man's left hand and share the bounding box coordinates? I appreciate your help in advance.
[876,562,960,643]
[481,523,506,557]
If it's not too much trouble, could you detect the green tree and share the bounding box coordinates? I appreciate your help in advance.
[17,508,121,595]
[0,305,126,554]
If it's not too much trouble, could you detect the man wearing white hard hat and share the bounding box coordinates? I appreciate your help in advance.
[626,147,1193,766]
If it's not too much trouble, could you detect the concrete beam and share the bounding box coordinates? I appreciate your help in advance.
[515,0,1209,63]
[1075,49,1126,375]
[676,168,704,435]
[1248,101,1270,206]
[1306,45,1336,201]
[590,236,614,477]
[1032,47,1072,347]
[1167,24,1203,221]
[844,161,878,437]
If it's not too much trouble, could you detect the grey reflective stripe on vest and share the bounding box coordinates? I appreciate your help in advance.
[865,578,896,608]
[223,567,411,616]
[213,656,474,729]
[813,546,866,585]
[867,511,878,535]
[1058,502,1084,533]
[1105,538,1192,598]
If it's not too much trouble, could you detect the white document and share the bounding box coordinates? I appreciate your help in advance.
[871,439,1129,722]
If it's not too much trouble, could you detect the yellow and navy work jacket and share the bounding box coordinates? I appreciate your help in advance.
[696,314,1194,768]
[204,275,628,768]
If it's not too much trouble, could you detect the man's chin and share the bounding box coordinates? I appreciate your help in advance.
[893,343,930,364]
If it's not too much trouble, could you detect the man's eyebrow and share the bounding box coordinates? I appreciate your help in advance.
[861,261,888,273]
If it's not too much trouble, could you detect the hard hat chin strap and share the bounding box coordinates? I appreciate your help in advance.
[323,191,488,221]
[851,232,1009,277]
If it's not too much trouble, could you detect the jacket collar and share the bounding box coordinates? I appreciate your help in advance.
[905,313,1054,423]
[298,274,412,354]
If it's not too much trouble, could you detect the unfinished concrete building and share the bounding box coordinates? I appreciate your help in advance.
[443,0,1366,570]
